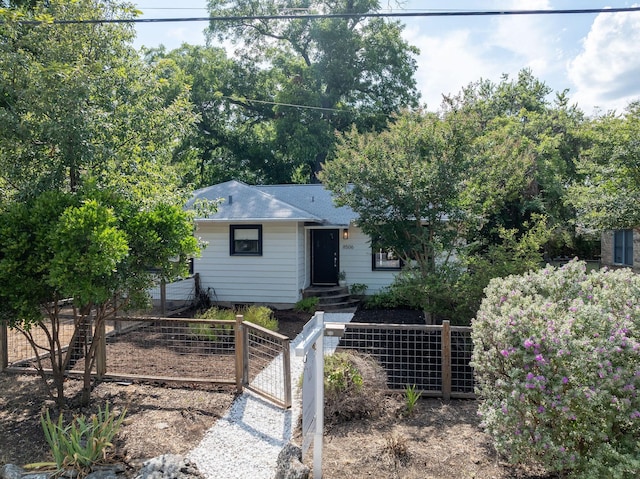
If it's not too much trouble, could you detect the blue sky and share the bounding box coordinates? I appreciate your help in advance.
[133,1,640,115]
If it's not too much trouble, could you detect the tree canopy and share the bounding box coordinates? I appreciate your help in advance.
[569,101,640,231]
[319,111,470,278]
[0,0,200,405]
[0,0,193,204]
[171,0,421,184]
[321,71,592,322]
[442,70,589,258]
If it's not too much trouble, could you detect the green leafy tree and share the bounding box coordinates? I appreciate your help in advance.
[0,0,200,405]
[568,101,640,231]
[201,0,420,183]
[320,110,470,316]
[0,189,199,406]
[443,70,588,259]
[0,0,194,202]
[143,44,279,187]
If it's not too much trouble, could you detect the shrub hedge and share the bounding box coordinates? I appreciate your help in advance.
[471,260,640,478]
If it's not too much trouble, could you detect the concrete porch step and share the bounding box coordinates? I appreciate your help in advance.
[303,285,349,298]
[302,285,361,311]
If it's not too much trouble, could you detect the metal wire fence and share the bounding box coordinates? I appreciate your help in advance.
[328,321,475,398]
[2,315,292,407]
[103,317,238,384]
[242,322,291,408]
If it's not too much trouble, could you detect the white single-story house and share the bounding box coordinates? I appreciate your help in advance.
[185,180,401,308]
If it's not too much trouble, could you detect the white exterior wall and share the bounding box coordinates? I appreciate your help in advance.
[194,221,304,306]
[338,226,398,294]
[297,223,308,291]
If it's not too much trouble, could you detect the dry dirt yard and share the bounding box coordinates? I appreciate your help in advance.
[0,308,552,479]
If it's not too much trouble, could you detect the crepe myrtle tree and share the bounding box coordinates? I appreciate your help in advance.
[0,188,199,406]
[319,111,471,315]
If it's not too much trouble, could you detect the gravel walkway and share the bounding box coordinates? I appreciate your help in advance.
[188,312,354,479]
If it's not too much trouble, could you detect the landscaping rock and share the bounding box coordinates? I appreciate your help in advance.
[135,455,204,479]
[1,464,25,479]
[2,456,202,479]
[274,443,309,479]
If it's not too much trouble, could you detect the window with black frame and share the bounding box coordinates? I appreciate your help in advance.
[372,247,402,270]
[230,225,262,255]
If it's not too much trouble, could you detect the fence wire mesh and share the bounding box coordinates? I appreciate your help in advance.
[103,318,237,383]
[451,327,475,394]
[4,316,238,384]
[5,315,111,374]
[330,322,474,397]
[243,323,291,408]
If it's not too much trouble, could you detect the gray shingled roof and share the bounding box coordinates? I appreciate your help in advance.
[189,180,357,226]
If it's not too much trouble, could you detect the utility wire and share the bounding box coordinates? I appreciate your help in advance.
[223,95,352,113]
[5,6,640,25]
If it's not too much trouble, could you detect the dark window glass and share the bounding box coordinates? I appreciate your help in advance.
[372,248,402,270]
[230,225,262,256]
[614,229,633,266]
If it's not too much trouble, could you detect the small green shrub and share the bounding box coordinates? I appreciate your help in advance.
[191,307,235,341]
[472,260,640,478]
[38,402,126,475]
[404,384,422,415]
[363,288,402,309]
[196,306,236,321]
[294,296,319,313]
[191,305,278,340]
[349,283,368,296]
[240,305,278,331]
[325,353,364,394]
[323,352,387,424]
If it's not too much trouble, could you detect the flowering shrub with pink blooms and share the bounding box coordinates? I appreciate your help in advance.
[471,260,640,478]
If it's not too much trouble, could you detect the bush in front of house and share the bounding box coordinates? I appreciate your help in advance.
[239,305,278,331]
[191,305,278,341]
[294,296,319,313]
[192,307,236,341]
[471,260,640,478]
[323,352,387,425]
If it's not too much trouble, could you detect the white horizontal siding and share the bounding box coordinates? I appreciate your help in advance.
[338,227,397,294]
[148,277,197,302]
[194,221,303,305]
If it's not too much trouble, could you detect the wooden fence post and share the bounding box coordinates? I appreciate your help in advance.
[283,337,292,409]
[441,320,451,401]
[95,319,107,378]
[160,279,167,316]
[0,321,8,371]
[234,315,244,394]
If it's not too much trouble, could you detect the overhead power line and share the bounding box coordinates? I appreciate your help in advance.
[6,6,640,25]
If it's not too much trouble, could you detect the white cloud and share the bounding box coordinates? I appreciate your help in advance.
[489,0,559,75]
[404,0,563,111]
[568,9,640,113]
[405,26,502,110]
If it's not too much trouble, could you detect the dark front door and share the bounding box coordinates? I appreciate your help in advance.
[311,229,339,285]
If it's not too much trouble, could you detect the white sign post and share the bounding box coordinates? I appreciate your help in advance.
[295,311,325,479]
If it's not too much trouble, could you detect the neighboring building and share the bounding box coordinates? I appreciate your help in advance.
[186,180,400,308]
[601,228,639,270]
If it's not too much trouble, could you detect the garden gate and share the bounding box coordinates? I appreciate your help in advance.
[241,321,292,409]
